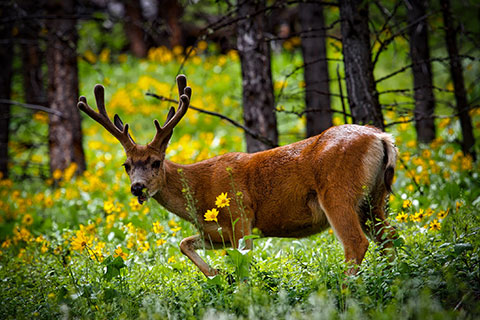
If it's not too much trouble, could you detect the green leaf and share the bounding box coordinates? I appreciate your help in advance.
[453,243,473,254]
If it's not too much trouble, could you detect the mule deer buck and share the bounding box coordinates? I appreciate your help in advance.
[78,75,398,277]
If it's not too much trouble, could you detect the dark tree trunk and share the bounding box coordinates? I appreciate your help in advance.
[124,0,148,57]
[46,0,86,175]
[0,3,14,178]
[21,43,46,105]
[441,0,476,160]
[339,0,384,130]
[405,0,436,143]
[299,2,332,137]
[157,0,183,48]
[237,0,278,153]
[20,0,46,106]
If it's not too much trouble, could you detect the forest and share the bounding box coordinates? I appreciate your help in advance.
[0,0,479,319]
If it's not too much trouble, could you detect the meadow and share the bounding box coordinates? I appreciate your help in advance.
[1,41,479,319]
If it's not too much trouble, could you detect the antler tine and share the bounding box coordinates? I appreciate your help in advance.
[176,74,187,98]
[94,84,108,117]
[149,94,190,149]
[77,85,135,152]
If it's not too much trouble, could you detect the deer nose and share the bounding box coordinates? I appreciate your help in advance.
[131,183,145,196]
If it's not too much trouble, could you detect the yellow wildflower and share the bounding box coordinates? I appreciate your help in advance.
[456,201,462,211]
[103,201,115,214]
[168,256,176,264]
[14,227,32,242]
[139,241,150,253]
[70,230,90,252]
[171,226,181,237]
[429,219,441,231]
[106,214,116,229]
[156,238,166,246]
[126,222,136,234]
[99,48,110,63]
[153,222,164,234]
[52,169,62,180]
[83,50,97,64]
[422,149,432,159]
[411,209,426,222]
[396,212,409,223]
[461,156,473,171]
[197,40,208,51]
[437,208,449,219]
[127,237,136,249]
[1,239,11,248]
[204,208,219,222]
[41,243,49,253]
[22,214,34,226]
[137,229,147,242]
[168,219,179,229]
[173,45,183,55]
[402,200,412,209]
[129,197,142,211]
[215,192,230,208]
[114,246,128,260]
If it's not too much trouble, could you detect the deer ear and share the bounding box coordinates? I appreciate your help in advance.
[114,114,136,143]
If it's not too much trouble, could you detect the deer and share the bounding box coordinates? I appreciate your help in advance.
[77,74,398,277]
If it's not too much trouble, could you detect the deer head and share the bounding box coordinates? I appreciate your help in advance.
[77,75,191,204]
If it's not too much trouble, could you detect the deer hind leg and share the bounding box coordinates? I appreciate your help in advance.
[319,191,369,275]
[179,234,219,277]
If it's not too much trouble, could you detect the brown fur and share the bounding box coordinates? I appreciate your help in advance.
[79,76,399,277]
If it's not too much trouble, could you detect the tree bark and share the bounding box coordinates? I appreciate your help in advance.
[440,0,476,160]
[299,2,332,137]
[0,3,14,178]
[405,0,436,143]
[124,0,148,57]
[20,0,46,106]
[237,0,278,153]
[46,0,86,175]
[339,0,384,130]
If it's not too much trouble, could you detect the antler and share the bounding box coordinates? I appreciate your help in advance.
[148,74,192,150]
[77,84,136,152]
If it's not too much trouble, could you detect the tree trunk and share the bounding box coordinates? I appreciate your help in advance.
[20,0,46,106]
[405,0,436,143]
[339,0,384,130]
[21,42,46,106]
[299,2,332,137]
[0,3,14,178]
[124,0,148,58]
[237,0,278,153]
[46,0,86,175]
[440,0,476,160]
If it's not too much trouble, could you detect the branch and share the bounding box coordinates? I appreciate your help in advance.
[376,55,478,83]
[145,93,278,148]
[0,99,65,118]
[336,64,349,124]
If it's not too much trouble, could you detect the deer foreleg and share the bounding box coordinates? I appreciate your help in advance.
[179,234,219,277]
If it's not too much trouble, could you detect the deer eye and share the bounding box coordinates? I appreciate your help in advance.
[151,160,161,169]
[123,163,131,172]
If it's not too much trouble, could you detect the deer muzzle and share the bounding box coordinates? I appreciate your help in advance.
[131,182,148,204]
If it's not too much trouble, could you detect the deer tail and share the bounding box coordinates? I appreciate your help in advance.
[379,133,398,193]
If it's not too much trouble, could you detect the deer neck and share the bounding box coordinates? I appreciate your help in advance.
[152,160,196,223]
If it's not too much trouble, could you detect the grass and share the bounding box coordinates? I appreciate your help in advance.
[1,43,480,319]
